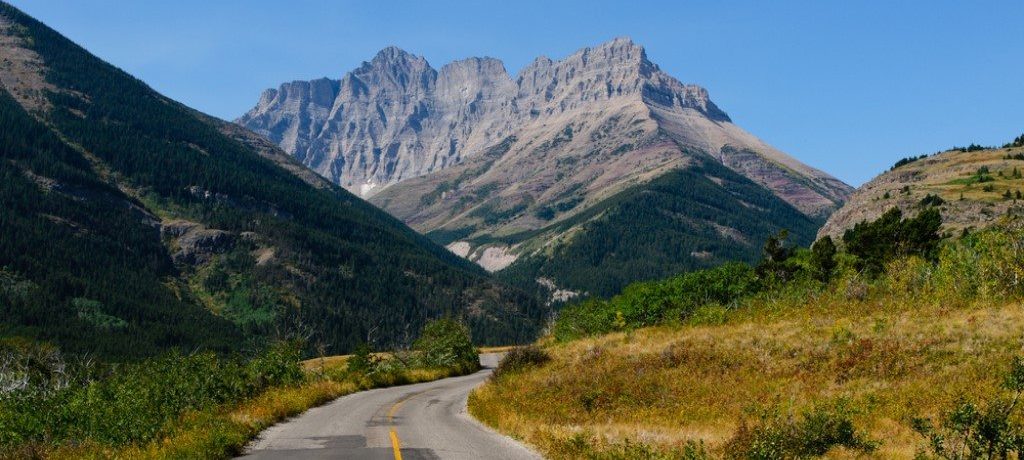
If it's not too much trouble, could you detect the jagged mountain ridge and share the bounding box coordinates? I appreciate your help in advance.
[240,37,852,296]
[239,37,850,216]
[241,48,518,196]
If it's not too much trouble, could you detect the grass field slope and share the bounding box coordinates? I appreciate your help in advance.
[820,136,1024,239]
[471,207,1024,458]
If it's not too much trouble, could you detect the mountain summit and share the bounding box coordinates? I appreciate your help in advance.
[240,38,853,296]
[240,37,846,211]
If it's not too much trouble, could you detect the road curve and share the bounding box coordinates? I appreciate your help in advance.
[239,353,541,460]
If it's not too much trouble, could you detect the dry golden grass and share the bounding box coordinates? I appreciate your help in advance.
[301,353,350,370]
[471,286,1024,458]
[903,147,1024,201]
[479,345,518,354]
[821,145,1024,240]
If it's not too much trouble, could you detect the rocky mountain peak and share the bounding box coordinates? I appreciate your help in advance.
[239,38,850,219]
[550,36,659,82]
[581,36,649,66]
[355,46,434,92]
[273,77,337,107]
[514,37,651,83]
[371,45,424,65]
[509,37,730,122]
[437,57,515,103]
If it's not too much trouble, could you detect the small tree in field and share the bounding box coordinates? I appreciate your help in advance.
[843,208,943,275]
[809,236,838,282]
[913,356,1024,459]
[757,230,797,283]
[414,318,478,372]
[347,342,378,374]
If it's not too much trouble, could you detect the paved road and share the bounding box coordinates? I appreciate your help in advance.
[239,353,540,460]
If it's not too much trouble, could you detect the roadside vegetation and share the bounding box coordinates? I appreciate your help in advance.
[470,209,1024,458]
[0,318,478,459]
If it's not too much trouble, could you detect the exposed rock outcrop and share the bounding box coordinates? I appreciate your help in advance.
[161,220,235,266]
[239,37,851,217]
[239,38,852,284]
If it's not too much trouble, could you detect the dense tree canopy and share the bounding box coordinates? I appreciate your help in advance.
[500,160,820,297]
[843,207,943,274]
[0,3,544,359]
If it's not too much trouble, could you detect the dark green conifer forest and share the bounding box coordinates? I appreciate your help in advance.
[0,3,544,359]
[499,160,821,297]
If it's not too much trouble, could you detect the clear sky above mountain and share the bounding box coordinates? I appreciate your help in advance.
[9,0,1022,186]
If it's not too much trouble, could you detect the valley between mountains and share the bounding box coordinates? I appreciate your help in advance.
[1,1,1023,459]
[239,37,852,297]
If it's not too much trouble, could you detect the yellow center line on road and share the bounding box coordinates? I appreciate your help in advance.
[386,393,421,460]
[390,429,403,460]
[387,396,409,423]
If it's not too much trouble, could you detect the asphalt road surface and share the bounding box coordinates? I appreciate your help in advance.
[239,353,541,460]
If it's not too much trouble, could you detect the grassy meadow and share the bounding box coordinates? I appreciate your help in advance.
[470,215,1024,458]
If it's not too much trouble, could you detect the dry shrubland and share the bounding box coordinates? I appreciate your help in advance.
[470,219,1024,459]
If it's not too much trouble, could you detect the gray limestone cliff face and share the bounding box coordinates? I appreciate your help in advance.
[513,37,728,122]
[242,48,517,195]
[238,37,851,217]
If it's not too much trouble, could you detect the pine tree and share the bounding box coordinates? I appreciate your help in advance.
[809,236,838,282]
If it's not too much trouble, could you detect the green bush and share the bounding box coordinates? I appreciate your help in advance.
[0,342,302,450]
[808,236,838,282]
[492,346,551,380]
[550,298,615,340]
[414,318,479,372]
[919,194,946,207]
[932,224,1024,301]
[346,342,378,374]
[892,154,928,170]
[723,403,877,459]
[843,207,943,274]
[913,356,1024,459]
[553,263,759,341]
[756,230,800,283]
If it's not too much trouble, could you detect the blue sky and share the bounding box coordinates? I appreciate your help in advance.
[8,1,1023,186]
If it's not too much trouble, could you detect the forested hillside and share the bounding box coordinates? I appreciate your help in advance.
[0,89,242,358]
[0,2,543,359]
[496,158,820,297]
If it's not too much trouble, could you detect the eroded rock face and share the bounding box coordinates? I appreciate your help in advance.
[241,49,517,196]
[240,38,852,278]
[161,221,235,266]
[0,14,54,113]
[239,37,849,218]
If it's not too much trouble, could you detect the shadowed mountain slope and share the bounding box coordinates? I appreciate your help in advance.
[0,2,544,358]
